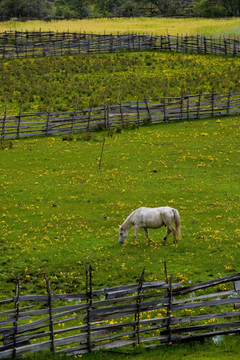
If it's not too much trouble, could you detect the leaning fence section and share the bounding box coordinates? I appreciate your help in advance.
[0,268,240,359]
[1,90,240,140]
[0,32,240,58]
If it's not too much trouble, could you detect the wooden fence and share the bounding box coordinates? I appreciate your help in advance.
[0,32,240,58]
[1,89,240,140]
[0,266,240,358]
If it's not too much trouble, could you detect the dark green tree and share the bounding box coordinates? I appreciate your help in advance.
[221,0,240,16]
[0,0,53,18]
[194,0,240,17]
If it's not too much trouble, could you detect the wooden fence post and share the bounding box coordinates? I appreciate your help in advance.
[107,104,110,129]
[86,265,93,352]
[144,98,152,123]
[46,106,51,136]
[176,33,179,52]
[87,105,92,132]
[163,97,168,123]
[1,105,7,140]
[166,275,173,345]
[44,274,55,354]
[104,101,107,129]
[211,88,215,117]
[71,103,78,133]
[167,34,171,51]
[13,274,20,358]
[134,268,145,345]
[197,34,200,53]
[78,36,81,54]
[120,100,124,127]
[184,35,188,53]
[17,106,22,139]
[233,37,237,56]
[180,90,184,122]
[204,36,207,54]
[187,90,190,120]
[137,100,140,126]
[197,90,202,119]
[227,89,232,116]
[16,42,19,58]
[224,37,227,56]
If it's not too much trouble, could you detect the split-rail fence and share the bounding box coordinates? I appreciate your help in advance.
[1,89,240,140]
[0,266,240,358]
[0,31,240,58]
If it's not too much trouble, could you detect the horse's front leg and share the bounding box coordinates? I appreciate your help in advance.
[133,225,140,243]
[144,228,151,243]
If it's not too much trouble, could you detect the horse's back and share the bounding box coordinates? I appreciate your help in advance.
[133,206,174,228]
[136,206,174,215]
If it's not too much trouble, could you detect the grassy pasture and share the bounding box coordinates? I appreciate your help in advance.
[2,51,240,114]
[1,17,240,37]
[1,117,239,299]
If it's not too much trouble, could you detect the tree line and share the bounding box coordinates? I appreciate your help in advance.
[0,0,240,20]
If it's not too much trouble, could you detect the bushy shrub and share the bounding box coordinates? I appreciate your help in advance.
[62,133,73,141]
[0,140,13,149]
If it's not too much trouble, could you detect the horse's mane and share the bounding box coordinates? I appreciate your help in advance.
[122,210,136,228]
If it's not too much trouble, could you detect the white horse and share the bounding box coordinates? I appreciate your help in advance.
[118,206,181,244]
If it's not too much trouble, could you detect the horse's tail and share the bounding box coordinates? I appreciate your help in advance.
[173,209,181,241]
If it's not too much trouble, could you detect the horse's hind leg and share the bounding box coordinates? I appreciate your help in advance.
[166,225,177,244]
[163,228,171,242]
[144,228,151,243]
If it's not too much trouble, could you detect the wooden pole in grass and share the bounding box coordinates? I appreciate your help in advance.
[164,261,169,284]
[98,137,105,170]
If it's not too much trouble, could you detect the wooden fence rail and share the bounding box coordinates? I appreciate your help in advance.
[1,89,240,140]
[0,32,240,59]
[0,267,240,358]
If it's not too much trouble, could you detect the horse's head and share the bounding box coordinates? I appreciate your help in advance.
[118,226,128,244]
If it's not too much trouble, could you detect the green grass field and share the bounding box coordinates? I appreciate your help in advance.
[1,117,240,359]
[1,117,239,297]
